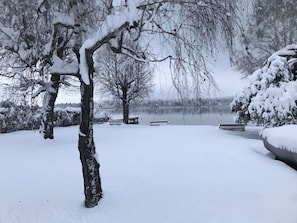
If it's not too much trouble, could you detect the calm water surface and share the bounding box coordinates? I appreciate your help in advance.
[106,106,235,126]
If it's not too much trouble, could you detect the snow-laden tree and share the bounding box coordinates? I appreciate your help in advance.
[0,0,80,139]
[0,0,238,208]
[231,44,297,127]
[96,42,153,124]
[75,0,238,208]
[233,0,297,74]
[0,0,51,100]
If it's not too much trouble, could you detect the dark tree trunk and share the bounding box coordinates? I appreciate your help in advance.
[78,49,102,208]
[122,99,129,124]
[42,42,64,139]
[122,86,129,124]
[42,74,60,139]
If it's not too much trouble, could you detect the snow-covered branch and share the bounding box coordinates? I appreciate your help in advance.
[50,55,78,76]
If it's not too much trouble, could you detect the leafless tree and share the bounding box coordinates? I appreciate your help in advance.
[0,0,79,139]
[0,0,238,208]
[232,0,297,74]
[96,44,153,124]
[76,0,238,207]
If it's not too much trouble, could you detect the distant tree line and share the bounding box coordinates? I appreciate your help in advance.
[98,97,233,109]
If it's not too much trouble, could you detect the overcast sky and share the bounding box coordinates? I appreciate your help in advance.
[150,54,245,100]
[0,55,245,104]
[210,55,245,98]
[0,54,245,104]
[53,54,246,104]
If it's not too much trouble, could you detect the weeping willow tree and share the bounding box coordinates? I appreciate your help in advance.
[0,0,239,208]
[76,0,238,207]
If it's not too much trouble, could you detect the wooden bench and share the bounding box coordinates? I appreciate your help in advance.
[219,123,245,131]
[150,120,169,126]
[109,117,139,125]
[109,119,123,125]
[127,117,139,124]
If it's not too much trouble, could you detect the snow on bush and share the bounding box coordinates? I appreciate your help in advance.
[0,101,83,133]
[0,101,41,133]
[231,44,297,127]
[54,107,80,127]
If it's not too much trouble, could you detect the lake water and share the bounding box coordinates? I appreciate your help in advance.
[105,106,235,126]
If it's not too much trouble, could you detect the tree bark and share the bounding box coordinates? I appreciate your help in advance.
[122,99,129,124]
[41,32,64,139]
[78,49,102,208]
[122,85,130,124]
[42,74,60,139]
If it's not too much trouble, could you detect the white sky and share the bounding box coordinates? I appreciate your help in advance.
[150,55,245,100]
[54,55,246,103]
[0,56,246,104]
[210,55,245,98]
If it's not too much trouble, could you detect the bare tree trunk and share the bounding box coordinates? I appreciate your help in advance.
[41,21,66,139]
[122,86,129,124]
[41,29,65,139]
[78,49,102,208]
[122,100,129,124]
[70,0,102,208]
[42,74,60,139]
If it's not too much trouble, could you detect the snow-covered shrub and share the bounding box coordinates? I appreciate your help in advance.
[54,107,80,127]
[0,102,81,133]
[0,101,41,133]
[231,44,297,127]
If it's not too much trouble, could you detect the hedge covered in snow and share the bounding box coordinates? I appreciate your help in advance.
[0,101,41,133]
[0,101,81,133]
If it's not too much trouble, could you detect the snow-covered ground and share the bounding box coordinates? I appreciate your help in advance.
[1,124,297,223]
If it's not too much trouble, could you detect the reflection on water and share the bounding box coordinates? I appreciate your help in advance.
[106,106,235,126]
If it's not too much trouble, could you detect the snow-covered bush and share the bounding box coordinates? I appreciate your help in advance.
[0,101,41,133]
[231,44,297,127]
[0,102,82,133]
[54,107,80,127]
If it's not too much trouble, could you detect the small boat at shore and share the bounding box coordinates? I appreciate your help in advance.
[263,137,297,169]
[262,125,297,169]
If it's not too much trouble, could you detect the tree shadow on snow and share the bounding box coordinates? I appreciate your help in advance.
[226,126,262,140]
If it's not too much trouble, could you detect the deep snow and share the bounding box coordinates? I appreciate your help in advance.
[262,124,297,153]
[1,124,297,223]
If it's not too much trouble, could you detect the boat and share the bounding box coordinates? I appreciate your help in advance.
[263,137,297,169]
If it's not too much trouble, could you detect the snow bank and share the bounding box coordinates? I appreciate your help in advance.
[262,124,297,153]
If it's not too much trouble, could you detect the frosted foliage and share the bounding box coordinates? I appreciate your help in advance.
[79,0,140,85]
[231,44,297,127]
[50,55,78,74]
[0,100,83,133]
